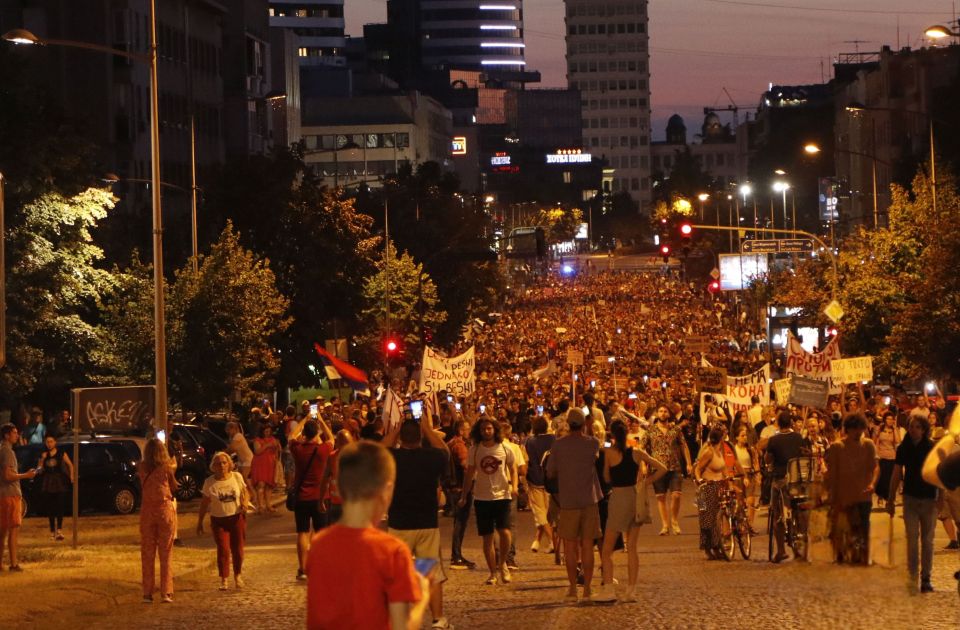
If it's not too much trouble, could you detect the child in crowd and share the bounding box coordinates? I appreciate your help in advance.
[306,440,430,630]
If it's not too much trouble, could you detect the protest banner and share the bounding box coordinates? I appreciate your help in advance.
[700,363,770,417]
[773,378,792,404]
[789,375,829,408]
[419,346,476,396]
[830,356,873,384]
[686,335,710,354]
[696,365,727,394]
[566,349,584,366]
[785,332,842,394]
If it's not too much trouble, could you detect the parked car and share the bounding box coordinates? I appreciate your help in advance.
[171,423,228,465]
[15,442,141,516]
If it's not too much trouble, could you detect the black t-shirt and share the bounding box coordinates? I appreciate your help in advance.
[895,437,936,499]
[387,447,448,530]
[937,449,960,491]
[767,431,805,479]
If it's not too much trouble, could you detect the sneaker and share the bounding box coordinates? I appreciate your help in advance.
[920,582,934,593]
[671,522,682,535]
[141,596,153,604]
[530,539,540,553]
[296,569,307,581]
[431,617,453,629]
[506,562,519,571]
[449,558,475,570]
[593,583,617,603]
[945,540,959,550]
[500,567,512,584]
[55,531,64,541]
[161,594,173,604]
[234,575,245,589]
[659,527,669,536]
[484,574,498,586]
[219,578,229,591]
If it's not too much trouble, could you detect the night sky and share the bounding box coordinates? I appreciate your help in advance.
[344,0,957,138]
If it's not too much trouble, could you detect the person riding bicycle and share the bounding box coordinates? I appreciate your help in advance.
[762,410,805,563]
[695,428,743,560]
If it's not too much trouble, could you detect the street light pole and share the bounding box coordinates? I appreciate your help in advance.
[4,3,168,435]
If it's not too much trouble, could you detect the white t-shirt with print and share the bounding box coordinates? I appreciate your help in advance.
[202,472,246,518]
[468,442,515,501]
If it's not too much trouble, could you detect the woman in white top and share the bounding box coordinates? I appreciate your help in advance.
[197,452,250,591]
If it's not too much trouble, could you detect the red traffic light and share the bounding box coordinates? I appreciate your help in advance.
[707,280,720,293]
[680,223,693,236]
[386,340,398,352]
[660,245,670,255]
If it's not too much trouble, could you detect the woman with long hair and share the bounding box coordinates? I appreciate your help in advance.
[874,411,901,507]
[250,424,280,514]
[139,438,179,603]
[596,420,666,602]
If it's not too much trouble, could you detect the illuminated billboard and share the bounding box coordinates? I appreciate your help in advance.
[719,254,768,291]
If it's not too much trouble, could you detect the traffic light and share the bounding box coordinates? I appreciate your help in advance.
[384,336,402,361]
[707,280,720,294]
[680,223,693,236]
[679,222,693,257]
[420,326,433,345]
[660,244,671,263]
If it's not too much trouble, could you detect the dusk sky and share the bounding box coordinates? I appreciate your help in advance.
[344,0,957,139]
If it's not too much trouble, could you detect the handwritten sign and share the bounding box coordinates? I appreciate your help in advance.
[696,366,728,394]
[774,378,792,403]
[785,332,842,394]
[419,346,476,396]
[72,386,156,433]
[566,349,584,366]
[830,356,873,384]
[789,375,829,408]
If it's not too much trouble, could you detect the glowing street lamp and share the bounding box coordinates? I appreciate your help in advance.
[924,24,959,39]
[697,192,709,220]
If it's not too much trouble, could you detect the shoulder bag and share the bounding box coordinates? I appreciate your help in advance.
[286,445,318,511]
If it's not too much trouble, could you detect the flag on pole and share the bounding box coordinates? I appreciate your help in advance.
[422,390,441,418]
[313,343,371,396]
[382,387,404,432]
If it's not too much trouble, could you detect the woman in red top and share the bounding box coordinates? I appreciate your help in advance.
[250,424,280,513]
[139,438,179,603]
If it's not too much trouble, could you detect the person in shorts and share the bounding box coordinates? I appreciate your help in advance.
[647,406,691,535]
[1,424,37,571]
[458,417,517,586]
[523,417,556,553]
[289,420,333,580]
[546,408,603,603]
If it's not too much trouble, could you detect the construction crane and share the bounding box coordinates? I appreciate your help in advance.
[703,87,739,130]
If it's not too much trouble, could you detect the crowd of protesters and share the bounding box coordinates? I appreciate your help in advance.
[5,268,960,626]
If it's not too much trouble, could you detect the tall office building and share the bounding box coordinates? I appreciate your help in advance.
[269,0,346,66]
[564,0,651,206]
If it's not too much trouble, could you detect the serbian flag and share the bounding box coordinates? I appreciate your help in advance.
[313,343,371,396]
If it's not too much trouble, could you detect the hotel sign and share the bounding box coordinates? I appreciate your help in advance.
[546,148,591,164]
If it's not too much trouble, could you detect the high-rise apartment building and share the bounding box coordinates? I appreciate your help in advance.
[564,0,651,205]
[269,0,346,66]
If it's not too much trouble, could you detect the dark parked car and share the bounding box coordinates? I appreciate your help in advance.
[14,442,141,516]
[172,423,228,465]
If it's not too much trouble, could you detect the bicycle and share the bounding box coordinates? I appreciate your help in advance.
[716,476,752,561]
[767,457,816,562]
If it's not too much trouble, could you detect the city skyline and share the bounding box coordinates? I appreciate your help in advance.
[345,0,958,138]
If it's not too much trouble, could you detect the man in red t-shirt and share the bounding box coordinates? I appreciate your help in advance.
[289,420,334,580]
[307,441,429,630]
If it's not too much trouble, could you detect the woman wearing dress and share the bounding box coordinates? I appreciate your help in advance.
[250,424,280,513]
[197,452,249,590]
[139,438,179,603]
[595,420,666,603]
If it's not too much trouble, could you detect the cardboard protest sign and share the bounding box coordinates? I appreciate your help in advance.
[773,378,792,404]
[789,375,829,408]
[686,335,710,353]
[696,366,727,394]
[419,346,476,396]
[566,349,584,366]
[830,356,873,384]
[785,332,842,394]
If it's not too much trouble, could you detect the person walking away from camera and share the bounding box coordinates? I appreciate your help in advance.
[289,420,334,580]
[1,424,37,571]
[824,413,879,565]
[458,417,517,586]
[446,419,476,570]
[598,419,666,602]
[250,424,280,514]
[383,411,453,630]
[762,410,805,563]
[546,408,603,603]
[318,430,354,525]
[197,451,250,590]
[888,411,937,593]
[500,421,527,571]
[307,441,430,630]
[523,417,556,554]
[139,438,179,603]
[226,421,255,510]
[38,435,73,541]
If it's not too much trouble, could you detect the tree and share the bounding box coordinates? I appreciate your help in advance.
[359,242,446,359]
[100,224,291,412]
[0,188,118,407]
[534,206,584,244]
